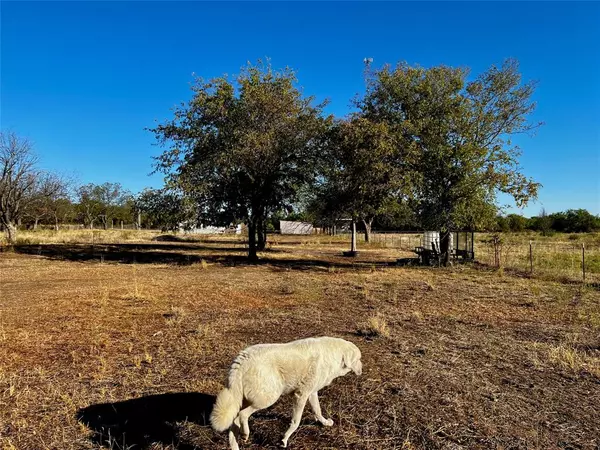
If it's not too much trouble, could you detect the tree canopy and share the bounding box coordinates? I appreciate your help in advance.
[359,59,542,262]
[135,188,194,232]
[313,118,406,244]
[151,60,330,260]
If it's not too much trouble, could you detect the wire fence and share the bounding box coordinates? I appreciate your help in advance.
[366,231,599,285]
[367,231,424,251]
[476,239,599,284]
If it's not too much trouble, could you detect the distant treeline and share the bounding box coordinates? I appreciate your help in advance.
[10,185,600,236]
[494,209,600,234]
[272,208,600,234]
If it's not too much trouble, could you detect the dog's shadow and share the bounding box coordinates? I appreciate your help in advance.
[76,392,215,449]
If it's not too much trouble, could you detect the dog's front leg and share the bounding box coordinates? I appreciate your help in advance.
[281,393,309,448]
[309,392,334,427]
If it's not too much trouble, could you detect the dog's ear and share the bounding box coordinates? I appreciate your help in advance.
[342,348,362,376]
[341,353,350,370]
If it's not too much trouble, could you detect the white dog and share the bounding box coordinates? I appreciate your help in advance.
[210,336,362,449]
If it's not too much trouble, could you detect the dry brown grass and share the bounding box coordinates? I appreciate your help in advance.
[1,233,599,449]
[357,313,391,339]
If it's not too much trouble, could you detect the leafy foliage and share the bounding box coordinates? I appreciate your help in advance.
[310,118,407,242]
[360,59,541,234]
[495,209,600,233]
[135,188,194,232]
[150,60,330,260]
[76,183,131,229]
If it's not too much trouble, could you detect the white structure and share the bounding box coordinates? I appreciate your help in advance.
[422,231,453,252]
[280,220,314,235]
[180,225,225,234]
[178,223,242,234]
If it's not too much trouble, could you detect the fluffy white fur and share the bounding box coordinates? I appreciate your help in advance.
[210,336,362,449]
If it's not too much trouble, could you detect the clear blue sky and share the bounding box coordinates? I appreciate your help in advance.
[2,1,599,216]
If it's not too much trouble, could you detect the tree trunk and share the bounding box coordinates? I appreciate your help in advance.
[440,230,451,266]
[248,219,258,262]
[33,218,39,230]
[351,220,357,252]
[137,211,141,230]
[257,218,267,251]
[363,218,373,243]
[54,218,59,231]
[5,222,17,244]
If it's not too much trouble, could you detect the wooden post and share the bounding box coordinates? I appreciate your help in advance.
[529,240,533,274]
[582,242,586,282]
[493,235,501,268]
[351,221,357,252]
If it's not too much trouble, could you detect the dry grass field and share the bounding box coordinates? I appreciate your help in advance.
[1,230,599,450]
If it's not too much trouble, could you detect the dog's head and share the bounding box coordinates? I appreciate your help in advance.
[341,341,362,376]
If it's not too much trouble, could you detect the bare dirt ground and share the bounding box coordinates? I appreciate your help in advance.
[1,234,599,450]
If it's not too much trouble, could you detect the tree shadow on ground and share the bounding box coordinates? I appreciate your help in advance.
[12,242,399,271]
[76,392,215,450]
[11,242,398,271]
[150,234,340,247]
[13,242,274,264]
[152,234,246,245]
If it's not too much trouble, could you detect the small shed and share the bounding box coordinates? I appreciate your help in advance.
[280,220,314,235]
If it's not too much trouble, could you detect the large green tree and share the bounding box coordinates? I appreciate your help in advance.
[135,188,194,232]
[314,118,405,250]
[360,59,541,262]
[75,182,130,229]
[151,61,330,261]
[76,183,103,229]
[96,182,130,229]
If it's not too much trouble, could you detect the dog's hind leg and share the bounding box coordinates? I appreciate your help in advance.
[309,392,334,427]
[281,393,309,448]
[238,405,259,442]
[228,415,242,450]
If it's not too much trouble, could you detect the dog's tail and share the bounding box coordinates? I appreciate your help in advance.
[210,357,245,432]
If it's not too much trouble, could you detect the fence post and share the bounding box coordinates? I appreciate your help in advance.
[529,240,533,274]
[582,242,586,282]
[493,237,499,268]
